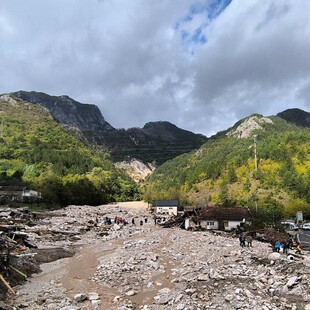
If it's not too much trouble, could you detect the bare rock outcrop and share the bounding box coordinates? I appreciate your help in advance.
[226,115,273,139]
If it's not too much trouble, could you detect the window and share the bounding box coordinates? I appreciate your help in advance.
[207,222,214,226]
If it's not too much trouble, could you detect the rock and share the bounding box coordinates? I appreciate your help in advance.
[289,286,303,295]
[225,294,234,302]
[304,304,310,310]
[154,294,172,305]
[59,306,81,310]
[197,273,209,281]
[185,288,196,295]
[74,293,87,302]
[36,297,46,305]
[175,294,183,303]
[91,299,100,307]
[125,290,136,296]
[268,252,281,261]
[209,268,221,279]
[88,292,99,300]
[286,276,298,288]
[243,289,252,298]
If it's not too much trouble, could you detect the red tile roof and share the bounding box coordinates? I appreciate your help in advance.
[196,206,251,221]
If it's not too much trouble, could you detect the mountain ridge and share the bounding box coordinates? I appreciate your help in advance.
[6,90,207,165]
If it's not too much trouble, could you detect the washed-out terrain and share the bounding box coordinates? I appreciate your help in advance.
[2,202,310,310]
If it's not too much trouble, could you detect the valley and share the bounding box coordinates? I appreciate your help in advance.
[3,202,310,310]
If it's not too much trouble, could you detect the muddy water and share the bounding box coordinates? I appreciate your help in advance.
[61,243,119,309]
[59,228,178,309]
[14,224,178,309]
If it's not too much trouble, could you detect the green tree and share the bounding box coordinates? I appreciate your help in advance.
[228,166,237,183]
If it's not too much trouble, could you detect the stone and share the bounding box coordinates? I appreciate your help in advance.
[175,294,183,303]
[74,293,87,302]
[154,294,172,305]
[125,290,136,296]
[286,276,298,288]
[59,306,81,310]
[158,287,171,294]
[209,268,221,279]
[88,292,99,300]
[290,286,303,295]
[225,294,234,302]
[268,252,281,261]
[197,273,209,281]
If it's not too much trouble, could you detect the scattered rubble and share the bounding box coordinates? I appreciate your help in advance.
[0,203,309,310]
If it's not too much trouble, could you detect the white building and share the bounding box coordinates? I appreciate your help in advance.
[153,199,178,216]
[184,206,251,231]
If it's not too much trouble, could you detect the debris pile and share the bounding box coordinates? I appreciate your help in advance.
[1,203,309,310]
[0,207,41,303]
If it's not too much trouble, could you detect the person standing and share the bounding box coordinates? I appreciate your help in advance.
[246,235,252,247]
[239,234,246,247]
[282,240,289,254]
[275,241,281,253]
[296,242,302,254]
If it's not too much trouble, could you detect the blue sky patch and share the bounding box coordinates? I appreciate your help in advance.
[208,0,232,20]
[176,0,233,46]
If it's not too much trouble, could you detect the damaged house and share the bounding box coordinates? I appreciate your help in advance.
[184,205,251,231]
[0,186,41,203]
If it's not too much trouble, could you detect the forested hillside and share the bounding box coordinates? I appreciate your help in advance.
[8,91,207,165]
[0,95,139,206]
[143,113,310,219]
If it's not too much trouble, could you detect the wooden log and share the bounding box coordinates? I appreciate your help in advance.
[9,265,27,278]
[0,274,16,295]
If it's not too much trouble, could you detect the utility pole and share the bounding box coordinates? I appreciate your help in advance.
[0,120,3,140]
[253,135,258,172]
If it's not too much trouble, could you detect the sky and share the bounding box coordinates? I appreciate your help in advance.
[1,0,310,137]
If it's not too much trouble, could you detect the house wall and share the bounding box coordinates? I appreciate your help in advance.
[185,218,243,231]
[225,220,243,231]
[201,220,219,230]
[185,219,219,230]
[23,190,41,198]
[155,206,177,216]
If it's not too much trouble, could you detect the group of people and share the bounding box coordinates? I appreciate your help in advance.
[99,215,150,227]
[114,216,129,225]
[239,233,253,247]
[131,217,148,226]
[274,239,302,254]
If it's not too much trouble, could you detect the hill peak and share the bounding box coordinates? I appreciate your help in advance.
[7,90,114,132]
[226,114,273,139]
[277,108,310,127]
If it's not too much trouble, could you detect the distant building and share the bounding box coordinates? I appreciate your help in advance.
[0,186,41,203]
[153,199,178,216]
[184,205,251,231]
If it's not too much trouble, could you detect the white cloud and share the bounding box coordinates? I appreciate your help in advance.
[1,0,310,136]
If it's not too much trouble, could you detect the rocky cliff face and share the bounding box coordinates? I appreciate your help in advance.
[9,91,114,132]
[7,91,207,166]
[226,115,273,138]
[115,158,156,182]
